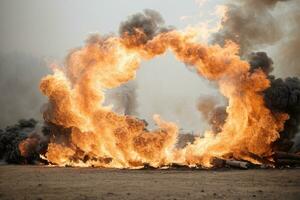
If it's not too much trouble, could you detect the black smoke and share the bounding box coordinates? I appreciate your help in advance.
[212,0,300,152]
[248,52,274,75]
[248,52,300,152]
[119,9,173,45]
[0,119,49,164]
[264,77,300,151]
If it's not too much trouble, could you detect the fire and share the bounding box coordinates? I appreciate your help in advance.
[39,28,288,168]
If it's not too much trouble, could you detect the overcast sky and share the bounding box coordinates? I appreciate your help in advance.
[0,0,225,131]
[0,0,225,57]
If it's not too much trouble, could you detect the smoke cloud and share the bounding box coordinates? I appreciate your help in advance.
[197,96,227,133]
[119,9,173,45]
[264,77,300,151]
[274,1,300,77]
[212,0,300,77]
[0,119,46,164]
[105,80,138,116]
[0,52,48,128]
[212,0,300,151]
[247,52,300,151]
[248,52,274,75]
[213,0,288,55]
[197,96,218,120]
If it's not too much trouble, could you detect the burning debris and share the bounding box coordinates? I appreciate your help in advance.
[1,4,300,170]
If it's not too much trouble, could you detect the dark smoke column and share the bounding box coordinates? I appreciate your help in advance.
[211,0,300,152]
[119,9,173,47]
[248,52,300,152]
[264,77,300,151]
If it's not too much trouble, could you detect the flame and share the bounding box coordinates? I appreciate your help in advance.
[39,28,288,168]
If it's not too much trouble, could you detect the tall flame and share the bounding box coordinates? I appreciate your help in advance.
[40,29,288,168]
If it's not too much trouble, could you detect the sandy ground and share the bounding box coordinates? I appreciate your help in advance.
[0,165,299,200]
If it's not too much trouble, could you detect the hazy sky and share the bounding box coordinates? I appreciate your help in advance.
[0,0,225,131]
[0,0,224,57]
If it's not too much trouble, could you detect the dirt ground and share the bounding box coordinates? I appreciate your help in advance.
[0,165,299,200]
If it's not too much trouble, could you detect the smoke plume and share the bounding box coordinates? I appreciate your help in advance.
[248,52,274,75]
[246,52,300,151]
[105,80,138,116]
[197,96,227,134]
[0,52,48,128]
[274,1,300,77]
[213,0,300,151]
[213,0,299,76]
[264,77,300,151]
[119,9,173,46]
[213,0,288,55]
[0,119,47,164]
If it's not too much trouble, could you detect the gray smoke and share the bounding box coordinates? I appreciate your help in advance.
[197,96,218,120]
[274,1,300,77]
[213,0,289,55]
[208,106,227,134]
[119,9,173,45]
[197,95,227,134]
[105,80,138,116]
[0,52,48,129]
[201,0,295,136]
[212,0,300,77]
[212,0,300,152]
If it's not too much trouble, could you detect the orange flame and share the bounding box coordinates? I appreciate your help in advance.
[40,29,288,168]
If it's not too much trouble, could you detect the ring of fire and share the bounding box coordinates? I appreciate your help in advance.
[39,28,288,168]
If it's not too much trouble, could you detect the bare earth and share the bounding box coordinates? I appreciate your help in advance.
[0,165,299,200]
